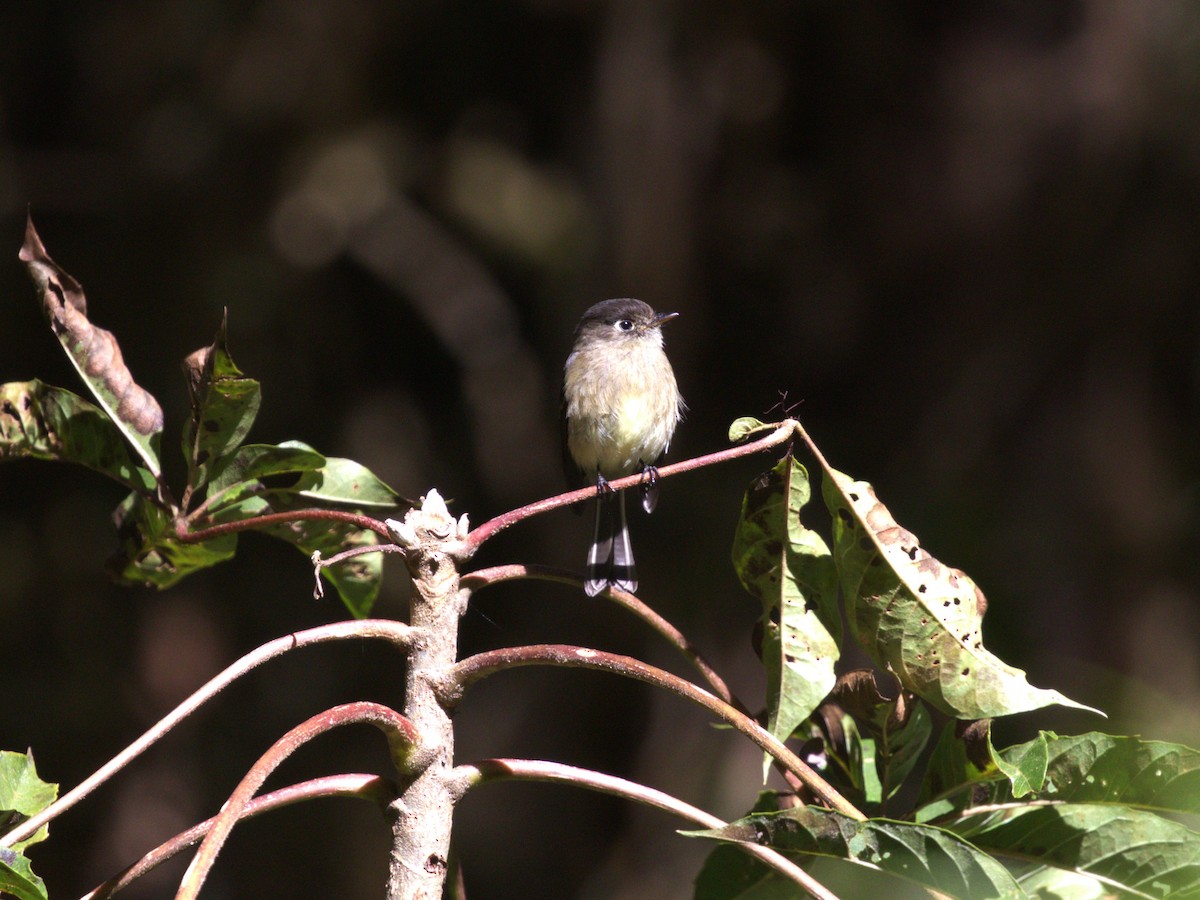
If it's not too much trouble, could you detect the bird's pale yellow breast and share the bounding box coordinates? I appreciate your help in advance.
[564,337,682,479]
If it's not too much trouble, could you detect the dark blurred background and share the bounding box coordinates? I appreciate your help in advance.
[1,1,1198,897]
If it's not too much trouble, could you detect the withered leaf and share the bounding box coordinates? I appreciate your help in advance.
[20,216,163,475]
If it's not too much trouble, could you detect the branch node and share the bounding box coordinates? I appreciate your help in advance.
[385,488,471,559]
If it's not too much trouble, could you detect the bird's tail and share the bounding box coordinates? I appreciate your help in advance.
[585,489,637,596]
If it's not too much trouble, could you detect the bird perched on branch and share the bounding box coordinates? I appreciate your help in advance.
[562,298,684,596]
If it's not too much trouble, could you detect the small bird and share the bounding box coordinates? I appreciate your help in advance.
[562,298,684,596]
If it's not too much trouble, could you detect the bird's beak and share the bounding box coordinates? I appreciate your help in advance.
[652,311,680,328]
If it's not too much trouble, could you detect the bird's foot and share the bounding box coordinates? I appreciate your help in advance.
[638,463,660,514]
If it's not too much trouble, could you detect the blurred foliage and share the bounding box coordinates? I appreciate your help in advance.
[1,1,1198,897]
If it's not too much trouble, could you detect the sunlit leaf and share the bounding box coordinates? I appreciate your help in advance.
[0,751,57,852]
[292,456,402,509]
[181,312,262,496]
[0,380,157,493]
[688,806,1024,899]
[19,216,163,475]
[952,803,1200,897]
[204,441,327,510]
[0,850,46,900]
[1006,731,1200,816]
[104,443,389,608]
[820,467,1100,719]
[926,733,1200,896]
[728,416,769,443]
[732,455,838,764]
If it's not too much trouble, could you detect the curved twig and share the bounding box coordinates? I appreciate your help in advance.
[177,702,418,900]
[80,774,395,899]
[175,507,392,544]
[461,563,743,710]
[451,758,839,900]
[0,619,414,850]
[447,644,864,821]
[311,543,407,599]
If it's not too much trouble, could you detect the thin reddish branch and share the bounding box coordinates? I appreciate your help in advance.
[451,759,838,900]
[464,419,798,553]
[174,420,795,556]
[462,564,742,710]
[177,702,419,900]
[175,507,392,544]
[81,774,394,899]
[0,619,414,850]
[447,644,864,820]
[311,543,408,599]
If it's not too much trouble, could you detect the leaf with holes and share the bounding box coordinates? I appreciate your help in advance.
[732,454,839,762]
[820,467,1100,719]
[967,731,1200,816]
[20,217,163,475]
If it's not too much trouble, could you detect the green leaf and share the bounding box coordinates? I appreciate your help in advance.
[732,455,839,762]
[728,416,769,443]
[107,492,237,589]
[106,445,389,608]
[181,313,262,496]
[858,736,883,803]
[20,217,163,475]
[0,380,157,493]
[292,457,402,509]
[917,722,1048,823]
[820,467,1100,719]
[1000,732,1048,799]
[953,804,1200,898]
[204,441,327,510]
[928,734,1200,897]
[0,849,47,900]
[213,493,382,617]
[0,751,57,852]
[1005,732,1200,817]
[688,807,1025,899]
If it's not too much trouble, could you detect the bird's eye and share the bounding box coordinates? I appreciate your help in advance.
[615,319,634,332]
